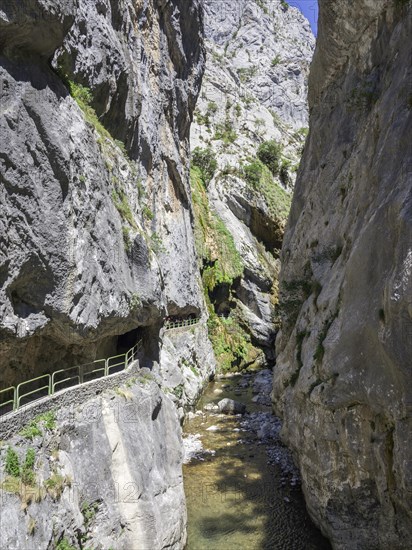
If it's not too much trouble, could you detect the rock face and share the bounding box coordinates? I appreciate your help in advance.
[0,0,208,386]
[0,1,214,547]
[273,1,412,547]
[190,0,314,368]
[0,379,187,549]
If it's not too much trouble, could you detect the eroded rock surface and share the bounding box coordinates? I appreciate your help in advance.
[0,0,207,385]
[273,1,412,547]
[0,380,187,549]
[190,0,314,366]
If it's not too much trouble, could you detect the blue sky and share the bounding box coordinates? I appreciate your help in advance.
[286,0,319,35]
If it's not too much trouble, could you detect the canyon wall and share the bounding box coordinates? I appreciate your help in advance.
[273,1,412,547]
[190,0,314,369]
[0,1,213,548]
[0,0,212,387]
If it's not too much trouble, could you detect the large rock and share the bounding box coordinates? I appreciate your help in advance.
[0,0,207,386]
[272,1,412,548]
[0,381,187,549]
[218,398,246,415]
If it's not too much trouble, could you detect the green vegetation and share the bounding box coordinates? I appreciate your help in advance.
[20,420,42,440]
[150,232,165,255]
[207,314,258,373]
[241,159,291,220]
[68,81,112,142]
[82,501,99,528]
[5,447,20,477]
[196,101,219,128]
[191,167,243,286]
[173,385,184,399]
[271,55,281,67]
[257,140,282,176]
[20,411,55,440]
[56,538,76,550]
[244,160,264,186]
[21,449,36,486]
[130,292,141,311]
[192,147,217,185]
[122,226,132,251]
[237,67,258,83]
[190,167,260,372]
[142,205,154,221]
[111,189,136,228]
[213,120,238,146]
[207,101,218,115]
[44,473,71,500]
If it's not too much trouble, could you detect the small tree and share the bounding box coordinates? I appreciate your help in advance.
[257,140,282,176]
[192,147,217,185]
[5,447,20,477]
[243,161,263,187]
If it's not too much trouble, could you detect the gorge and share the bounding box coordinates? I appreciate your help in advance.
[0,0,411,549]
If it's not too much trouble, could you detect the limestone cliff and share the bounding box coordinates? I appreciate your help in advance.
[0,0,212,388]
[0,1,213,548]
[190,0,314,369]
[0,376,186,549]
[273,1,412,547]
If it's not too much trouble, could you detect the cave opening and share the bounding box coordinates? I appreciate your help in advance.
[116,328,142,354]
[115,324,162,368]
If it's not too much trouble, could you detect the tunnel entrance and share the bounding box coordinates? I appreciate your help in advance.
[116,328,142,354]
[115,324,161,368]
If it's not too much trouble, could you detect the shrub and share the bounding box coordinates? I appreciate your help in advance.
[21,449,36,486]
[5,447,20,477]
[243,160,264,186]
[279,160,292,186]
[192,147,217,184]
[56,538,76,550]
[207,101,218,115]
[271,55,281,66]
[257,140,282,176]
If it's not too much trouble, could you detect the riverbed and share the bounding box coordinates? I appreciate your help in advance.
[183,370,331,549]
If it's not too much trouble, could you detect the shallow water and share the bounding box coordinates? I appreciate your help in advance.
[183,373,331,550]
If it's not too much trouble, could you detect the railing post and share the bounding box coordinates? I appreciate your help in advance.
[79,364,84,384]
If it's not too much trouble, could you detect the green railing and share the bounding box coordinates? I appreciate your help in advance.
[164,318,200,330]
[0,341,142,418]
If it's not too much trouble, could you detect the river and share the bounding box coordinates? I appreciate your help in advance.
[183,370,331,549]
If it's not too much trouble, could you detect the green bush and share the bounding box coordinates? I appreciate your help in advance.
[257,140,282,176]
[5,447,20,477]
[243,160,264,186]
[192,147,217,184]
[21,449,36,486]
[56,538,76,550]
[279,160,292,186]
[213,122,238,145]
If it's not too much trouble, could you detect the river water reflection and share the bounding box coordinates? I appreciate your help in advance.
[183,372,331,550]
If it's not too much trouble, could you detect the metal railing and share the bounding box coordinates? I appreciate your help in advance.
[164,318,200,331]
[0,341,142,418]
